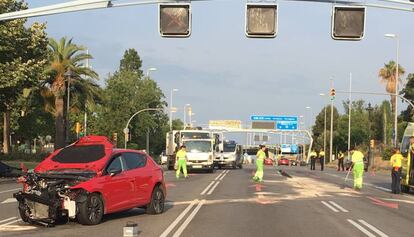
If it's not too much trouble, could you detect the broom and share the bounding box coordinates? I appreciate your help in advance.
[341,166,352,189]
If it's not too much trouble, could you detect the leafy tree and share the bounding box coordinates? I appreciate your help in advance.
[400,73,414,122]
[312,105,339,152]
[44,37,98,149]
[119,49,143,75]
[0,0,48,153]
[378,60,405,117]
[96,49,167,154]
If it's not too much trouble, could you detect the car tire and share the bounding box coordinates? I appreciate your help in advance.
[77,193,104,225]
[238,163,243,169]
[18,202,30,223]
[146,185,165,215]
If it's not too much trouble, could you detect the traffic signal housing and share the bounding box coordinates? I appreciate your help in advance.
[75,122,81,135]
[245,3,278,38]
[370,139,375,148]
[159,3,191,38]
[331,6,366,41]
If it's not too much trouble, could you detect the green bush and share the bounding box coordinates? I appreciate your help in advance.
[381,146,393,161]
[0,152,50,162]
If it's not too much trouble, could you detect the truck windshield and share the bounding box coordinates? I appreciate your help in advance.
[223,143,236,152]
[181,132,210,139]
[184,141,212,153]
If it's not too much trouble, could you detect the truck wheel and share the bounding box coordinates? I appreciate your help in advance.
[207,167,214,173]
[77,193,104,225]
[146,185,165,215]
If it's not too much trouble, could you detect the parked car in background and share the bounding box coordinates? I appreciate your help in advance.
[278,157,290,166]
[159,151,168,165]
[264,158,274,166]
[14,136,166,226]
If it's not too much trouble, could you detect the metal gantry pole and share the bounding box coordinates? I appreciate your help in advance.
[324,105,327,158]
[329,79,334,163]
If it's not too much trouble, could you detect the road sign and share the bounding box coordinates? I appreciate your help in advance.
[251,115,298,130]
[209,120,242,129]
[245,3,278,38]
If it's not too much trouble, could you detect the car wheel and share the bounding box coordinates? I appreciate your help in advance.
[18,202,30,223]
[147,185,165,215]
[77,193,104,225]
[238,163,243,169]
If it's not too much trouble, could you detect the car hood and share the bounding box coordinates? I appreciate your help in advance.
[34,136,113,173]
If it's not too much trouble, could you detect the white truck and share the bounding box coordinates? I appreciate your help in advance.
[166,130,215,172]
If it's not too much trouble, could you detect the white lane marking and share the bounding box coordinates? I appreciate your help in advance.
[207,181,220,195]
[347,219,376,237]
[0,217,17,224]
[328,201,349,212]
[0,218,21,227]
[159,199,198,237]
[200,181,215,195]
[172,199,205,237]
[1,198,17,204]
[219,171,228,181]
[375,186,392,192]
[321,201,339,212]
[214,171,225,181]
[358,220,389,237]
[0,188,20,194]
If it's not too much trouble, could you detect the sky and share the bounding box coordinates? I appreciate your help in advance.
[24,0,414,133]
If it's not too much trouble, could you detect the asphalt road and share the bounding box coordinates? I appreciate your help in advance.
[1,164,413,237]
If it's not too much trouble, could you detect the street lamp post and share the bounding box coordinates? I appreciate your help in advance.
[124,108,163,149]
[183,104,190,128]
[64,69,76,145]
[305,106,312,131]
[319,93,327,163]
[169,88,178,130]
[385,33,400,146]
[366,102,374,168]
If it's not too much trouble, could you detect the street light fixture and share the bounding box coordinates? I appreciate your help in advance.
[305,106,312,131]
[146,67,157,77]
[384,33,400,146]
[169,88,179,131]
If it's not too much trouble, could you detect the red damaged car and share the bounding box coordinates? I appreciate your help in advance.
[14,136,166,226]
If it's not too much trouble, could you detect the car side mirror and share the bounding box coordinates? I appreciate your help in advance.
[109,168,122,177]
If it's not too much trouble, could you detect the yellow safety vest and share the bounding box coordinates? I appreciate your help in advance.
[176,150,187,159]
[319,151,325,157]
[390,153,403,168]
[310,151,317,158]
[257,150,266,160]
[352,151,364,164]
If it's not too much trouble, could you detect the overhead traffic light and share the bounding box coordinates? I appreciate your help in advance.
[159,3,191,38]
[370,139,375,148]
[245,3,278,38]
[330,88,336,100]
[331,6,366,40]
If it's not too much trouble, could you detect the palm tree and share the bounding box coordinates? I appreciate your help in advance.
[378,60,405,117]
[44,37,98,149]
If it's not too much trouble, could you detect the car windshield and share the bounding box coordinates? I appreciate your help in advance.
[223,143,236,152]
[184,141,212,153]
[245,149,258,155]
[51,144,106,163]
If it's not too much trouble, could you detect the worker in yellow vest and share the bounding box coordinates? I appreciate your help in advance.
[390,147,403,194]
[176,145,188,179]
[310,150,317,171]
[351,146,365,190]
[253,145,266,182]
[319,150,325,171]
